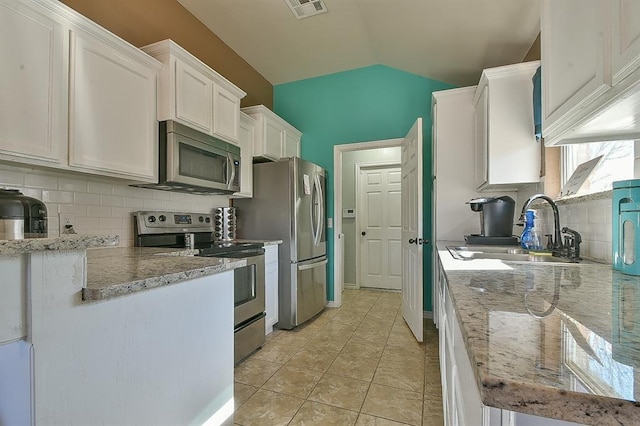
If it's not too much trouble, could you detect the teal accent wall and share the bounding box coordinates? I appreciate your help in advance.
[274,65,454,312]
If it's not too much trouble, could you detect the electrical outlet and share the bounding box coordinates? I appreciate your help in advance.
[59,213,75,235]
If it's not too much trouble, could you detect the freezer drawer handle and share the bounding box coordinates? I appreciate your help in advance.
[298,259,328,271]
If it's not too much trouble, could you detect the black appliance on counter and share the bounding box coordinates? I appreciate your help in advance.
[133,211,265,364]
[0,189,47,240]
[465,196,518,245]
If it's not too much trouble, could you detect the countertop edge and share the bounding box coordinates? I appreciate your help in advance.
[0,235,119,255]
[82,258,246,302]
[436,241,638,425]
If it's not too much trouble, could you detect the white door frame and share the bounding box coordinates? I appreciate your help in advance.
[354,161,401,290]
[332,138,403,308]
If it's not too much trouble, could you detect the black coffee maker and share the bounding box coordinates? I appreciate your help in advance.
[465,196,518,245]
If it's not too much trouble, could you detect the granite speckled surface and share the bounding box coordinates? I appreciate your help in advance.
[0,234,118,255]
[84,247,245,301]
[437,242,640,425]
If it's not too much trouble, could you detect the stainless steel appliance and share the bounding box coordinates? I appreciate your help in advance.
[214,207,237,241]
[134,121,240,195]
[465,196,518,245]
[0,189,47,240]
[235,157,327,330]
[133,211,265,364]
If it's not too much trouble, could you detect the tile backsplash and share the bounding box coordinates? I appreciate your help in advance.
[0,164,229,246]
[530,196,612,263]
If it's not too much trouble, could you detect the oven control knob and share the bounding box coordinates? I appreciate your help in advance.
[205,217,211,223]
[159,215,166,222]
[148,215,156,223]
[198,216,204,223]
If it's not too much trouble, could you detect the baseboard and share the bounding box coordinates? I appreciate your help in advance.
[423,311,433,319]
[325,301,341,308]
[344,282,356,290]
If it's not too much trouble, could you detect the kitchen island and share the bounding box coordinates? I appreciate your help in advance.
[436,242,640,425]
[0,237,244,426]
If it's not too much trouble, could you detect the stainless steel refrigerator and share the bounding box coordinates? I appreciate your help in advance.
[235,157,326,329]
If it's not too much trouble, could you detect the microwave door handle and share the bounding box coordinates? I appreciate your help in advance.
[227,154,236,190]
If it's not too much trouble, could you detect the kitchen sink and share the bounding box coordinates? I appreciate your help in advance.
[446,246,585,264]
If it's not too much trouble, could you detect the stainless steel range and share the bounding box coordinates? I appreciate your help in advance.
[134,211,265,364]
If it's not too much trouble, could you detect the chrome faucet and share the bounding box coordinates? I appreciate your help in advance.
[519,194,563,253]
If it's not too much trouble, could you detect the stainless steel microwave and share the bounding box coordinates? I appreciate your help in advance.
[136,120,240,195]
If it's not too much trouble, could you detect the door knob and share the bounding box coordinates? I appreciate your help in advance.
[361,231,366,236]
[418,238,429,245]
[409,238,416,244]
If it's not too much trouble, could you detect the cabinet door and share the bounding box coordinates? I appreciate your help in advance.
[283,131,300,158]
[213,83,240,143]
[541,0,610,134]
[265,119,284,161]
[264,246,279,334]
[0,340,32,425]
[0,0,66,165]
[68,30,158,181]
[612,0,640,84]
[474,86,488,189]
[232,114,255,198]
[175,60,213,134]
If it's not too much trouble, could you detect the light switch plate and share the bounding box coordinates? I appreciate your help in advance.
[327,218,333,228]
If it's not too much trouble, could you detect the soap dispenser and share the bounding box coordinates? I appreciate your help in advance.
[521,209,542,250]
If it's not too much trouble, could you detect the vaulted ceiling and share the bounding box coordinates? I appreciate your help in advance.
[178,0,540,86]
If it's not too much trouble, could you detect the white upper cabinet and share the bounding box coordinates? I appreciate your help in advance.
[473,61,540,191]
[68,28,160,181]
[0,0,67,166]
[241,105,301,161]
[542,0,640,145]
[231,112,256,199]
[175,60,213,134]
[142,40,246,145]
[0,0,161,183]
[213,83,241,143]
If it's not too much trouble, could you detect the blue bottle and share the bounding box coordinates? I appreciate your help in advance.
[521,209,536,250]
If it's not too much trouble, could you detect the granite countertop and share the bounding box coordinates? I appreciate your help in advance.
[84,247,245,302]
[437,241,640,425]
[0,234,119,255]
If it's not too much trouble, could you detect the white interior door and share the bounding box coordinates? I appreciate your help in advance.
[359,166,402,290]
[401,118,424,342]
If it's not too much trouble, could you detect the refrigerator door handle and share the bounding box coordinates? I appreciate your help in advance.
[316,174,324,243]
[297,258,328,271]
[312,174,323,246]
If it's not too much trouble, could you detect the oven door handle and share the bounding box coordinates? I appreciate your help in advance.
[297,259,328,271]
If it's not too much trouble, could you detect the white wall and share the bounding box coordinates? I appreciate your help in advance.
[341,147,401,286]
[0,164,229,246]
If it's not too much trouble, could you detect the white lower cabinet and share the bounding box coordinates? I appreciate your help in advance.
[0,340,33,425]
[265,245,279,334]
[438,253,582,426]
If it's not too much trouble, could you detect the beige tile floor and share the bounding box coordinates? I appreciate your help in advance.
[233,289,444,426]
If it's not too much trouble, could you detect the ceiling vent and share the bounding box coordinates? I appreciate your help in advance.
[286,0,328,20]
